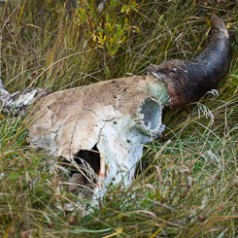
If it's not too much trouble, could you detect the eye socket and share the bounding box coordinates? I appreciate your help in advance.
[139,98,162,132]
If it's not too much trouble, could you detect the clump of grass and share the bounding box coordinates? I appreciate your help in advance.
[0,0,238,237]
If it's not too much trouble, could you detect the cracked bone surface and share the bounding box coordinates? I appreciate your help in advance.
[1,15,231,210]
[29,75,168,208]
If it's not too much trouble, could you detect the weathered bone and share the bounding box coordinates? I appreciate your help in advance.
[28,75,168,208]
[0,86,49,115]
[0,15,231,211]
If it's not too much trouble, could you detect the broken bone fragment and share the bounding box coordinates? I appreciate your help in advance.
[0,85,49,115]
[0,15,231,210]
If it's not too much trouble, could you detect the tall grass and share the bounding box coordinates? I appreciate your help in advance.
[0,1,237,237]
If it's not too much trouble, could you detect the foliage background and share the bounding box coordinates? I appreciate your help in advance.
[0,0,237,237]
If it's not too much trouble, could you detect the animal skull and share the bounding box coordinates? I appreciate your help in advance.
[0,15,231,210]
[28,75,169,206]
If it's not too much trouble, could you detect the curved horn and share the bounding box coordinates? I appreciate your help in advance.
[148,14,231,107]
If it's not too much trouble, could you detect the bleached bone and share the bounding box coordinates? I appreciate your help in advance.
[0,85,48,115]
[0,15,231,210]
[28,75,168,208]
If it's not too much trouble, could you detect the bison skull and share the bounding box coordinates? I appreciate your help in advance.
[28,75,169,207]
[0,15,231,211]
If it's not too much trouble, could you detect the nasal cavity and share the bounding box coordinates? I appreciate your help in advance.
[74,145,100,174]
[140,98,162,131]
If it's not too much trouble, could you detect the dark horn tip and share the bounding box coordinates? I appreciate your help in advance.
[211,14,226,30]
[148,15,231,108]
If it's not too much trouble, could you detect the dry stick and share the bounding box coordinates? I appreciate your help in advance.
[0,31,47,114]
[0,1,16,97]
[0,3,31,114]
[0,29,10,97]
[0,8,49,114]
[0,22,14,110]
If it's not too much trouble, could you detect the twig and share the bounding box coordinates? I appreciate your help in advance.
[0,24,10,97]
[0,37,48,115]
